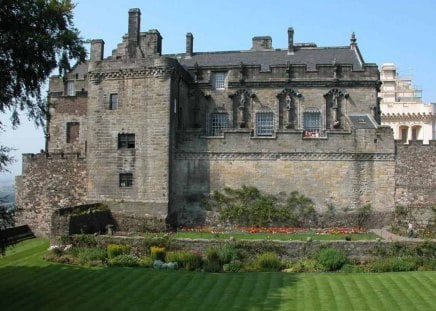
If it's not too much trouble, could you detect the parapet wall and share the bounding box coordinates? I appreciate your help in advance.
[15,153,88,237]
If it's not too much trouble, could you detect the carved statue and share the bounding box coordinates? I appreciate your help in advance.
[239,92,247,109]
[285,94,292,110]
[331,93,340,128]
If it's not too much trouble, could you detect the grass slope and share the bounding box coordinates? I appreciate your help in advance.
[0,239,435,311]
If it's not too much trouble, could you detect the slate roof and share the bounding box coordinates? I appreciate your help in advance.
[170,46,363,71]
[348,114,378,129]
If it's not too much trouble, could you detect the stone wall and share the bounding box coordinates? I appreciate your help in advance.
[15,153,87,237]
[83,235,435,261]
[174,126,396,227]
[394,140,436,228]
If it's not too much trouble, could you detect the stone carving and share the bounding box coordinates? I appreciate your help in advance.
[324,89,349,129]
[277,88,301,129]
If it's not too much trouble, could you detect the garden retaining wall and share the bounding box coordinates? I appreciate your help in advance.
[75,235,435,261]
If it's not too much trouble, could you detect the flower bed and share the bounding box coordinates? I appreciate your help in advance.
[178,226,367,235]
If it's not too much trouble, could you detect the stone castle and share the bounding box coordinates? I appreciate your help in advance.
[15,9,436,236]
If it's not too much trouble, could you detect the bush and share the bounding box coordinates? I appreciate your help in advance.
[150,246,165,261]
[219,242,240,264]
[340,264,364,273]
[139,256,153,268]
[107,254,140,267]
[223,260,243,273]
[287,259,321,273]
[107,244,131,259]
[365,258,418,273]
[204,247,222,272]
[315,247,348,271]
[72,247,107,266]
[254,252,282,272]
[165,250,202,271]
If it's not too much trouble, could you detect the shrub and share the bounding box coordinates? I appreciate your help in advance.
[365,258,418,273]
[204,247,222,272]
[165,250,202,271]
[223,260,243,273]
[73,247,107,266]
[254,252,282,272]
[315,247,348,271]
[288,259,321,273]
[72,234,98,248]
[356,204,372,228]
[205,186,316,227]
[107,244,131,259]
[219,242,240,264]
[107,254,140,267]
[150,246,166,261]
[340,264,364,273]
[139,256,153,268]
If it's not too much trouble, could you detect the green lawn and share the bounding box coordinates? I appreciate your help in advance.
[1,239,435,311]
[172,231,379,241]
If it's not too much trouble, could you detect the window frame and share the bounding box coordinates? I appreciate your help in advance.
[119,173,133,188]
[212,72,227,90]
[303,111,322,137]
[109,93,118,110]
[66,122,80,143]
[66,80,75,96]
[255,111,274,136]
[118,133,135,149]
[209,112,229,136]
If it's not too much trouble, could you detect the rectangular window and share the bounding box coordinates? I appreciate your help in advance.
[109,93,118,110]
[66,122,80,143]
[118,133,135,149]
[212,72,226,90]
[119,173,133,187]
[256,112,274,136]
[209,113,229,136]
[66,81,75,96]
[303,111,321,135]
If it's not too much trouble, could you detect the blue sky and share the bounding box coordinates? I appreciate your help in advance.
[2,0,436,179]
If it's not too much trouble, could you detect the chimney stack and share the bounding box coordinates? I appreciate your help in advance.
[186,33,194,57]
[128,8,141,58]
[288,27,294,53]
[90,39,104,62]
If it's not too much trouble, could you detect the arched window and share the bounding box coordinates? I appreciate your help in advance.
[209,113,229,136]
[411,125,421,141]
[399,125,408,143]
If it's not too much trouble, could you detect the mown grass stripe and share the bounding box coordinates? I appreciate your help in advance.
[350,274,380,310]
[386,273,431,310]
[374,274,406,310]
[361,274,398,310]
[396,273,436,309]
[342,274,371,311]
[326,274,354,309]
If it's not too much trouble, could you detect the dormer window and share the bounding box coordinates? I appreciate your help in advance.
[212,72,226,90]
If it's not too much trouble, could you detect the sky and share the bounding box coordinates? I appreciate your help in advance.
[2,0,436,180]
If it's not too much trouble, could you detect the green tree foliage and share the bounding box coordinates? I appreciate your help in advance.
[0,0,86,127]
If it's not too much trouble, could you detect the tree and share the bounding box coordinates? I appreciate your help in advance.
[0,0,86,234]
[0,0,86,169]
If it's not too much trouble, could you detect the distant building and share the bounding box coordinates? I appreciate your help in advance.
[379,63,436,144]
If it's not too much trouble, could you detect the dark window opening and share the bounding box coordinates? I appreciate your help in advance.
[119,173,133,187]
[118,133,135,148]
[66,122,80,143]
